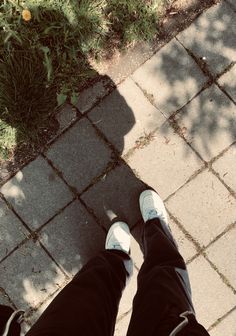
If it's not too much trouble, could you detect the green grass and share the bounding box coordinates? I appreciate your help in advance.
[0,0,170,161]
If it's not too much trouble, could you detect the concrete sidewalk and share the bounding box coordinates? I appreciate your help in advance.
[0,1,235,334]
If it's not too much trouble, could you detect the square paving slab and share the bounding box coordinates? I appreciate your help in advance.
[0,157,73,230]
[206,227,236,290]
[39,200,105,277]
[0,239,65,310]
[210,307,236,336]
[81,164,147,229]
[131,38,206,116]
[166,170,236,247]
[46,118,113,193]
[175,85,236,161]
[212,144,236,193]
[0,198,28,262]
[188,256,236,328]
[126,122,203,199]
[89,78,166,156]
[177,1,236,75]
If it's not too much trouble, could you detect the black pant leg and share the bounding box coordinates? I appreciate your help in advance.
[27,250,130,336]
[127,218,202,336]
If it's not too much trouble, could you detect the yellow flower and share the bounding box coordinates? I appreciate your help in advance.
[22,9,32,22]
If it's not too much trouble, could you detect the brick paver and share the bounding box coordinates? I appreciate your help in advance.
[0,2,235,334]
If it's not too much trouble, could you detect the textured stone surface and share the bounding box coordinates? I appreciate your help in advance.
[81,164,147,229]
[89,78,166,156]
[0,198,28,261]
[167,170,236,247]
[175,85,236,161]
[188,256,236,328]
[40,200,105,277]
[212,144,236,193]
[131,39,206,116]
[206,227,236,289]
[210,308,236,336]
[56,104,77,133]
[76,78,111,114]
[177,1,236,75]
[0,157,73,230]
[126,122,203,199]
[0,240,65,310]
[0,290,13,307]
[46,118,112,193]
[169,218,197,262]
[218,64,236,103]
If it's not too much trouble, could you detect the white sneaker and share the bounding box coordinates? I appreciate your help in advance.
[105,222,131,255]
[139,190,176,243]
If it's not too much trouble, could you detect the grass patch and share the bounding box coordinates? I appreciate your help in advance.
[0,0,171,161]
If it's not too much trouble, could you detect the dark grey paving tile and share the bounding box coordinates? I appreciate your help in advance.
[89,78,166,156]
[40,200,105,276]
[0,239,65,310]
[0,198,29,261]
[81,164,147,229]
[0,157,73,230]
[46,118,113,193]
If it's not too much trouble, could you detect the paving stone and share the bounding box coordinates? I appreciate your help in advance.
[81,164,147,230]
[40,200,105,277]
[188,256,236,328]
[118,268,137,319]
[0,198,28,261]
[0,239,65,310]
[218,64,236,103]
[227,0,236,10]
[46,118,112,193]
[131,39,206,117]
[212,144,236,193]
[127,122,203,199]
[76,77,111,114]
[0,290,13,307]
[177,1,236,75]
[0,157,73,230]
[210,307,236,336]
[55,104,77,133]
[206,227,236,289]
[169,218,197,262]
[115,310,132,336]
[89,78,166,156]
[166,170,236,247]
[175,85,236,161]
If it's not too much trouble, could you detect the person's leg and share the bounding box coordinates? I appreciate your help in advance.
[127,190,209,336]
[27,222,132,336]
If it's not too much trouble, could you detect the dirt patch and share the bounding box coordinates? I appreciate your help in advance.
[0,0,219,185]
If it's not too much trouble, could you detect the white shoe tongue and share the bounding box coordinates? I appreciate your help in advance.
[148,209,158,219]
